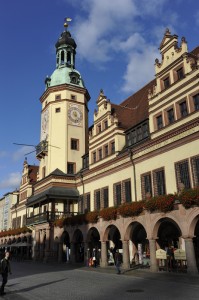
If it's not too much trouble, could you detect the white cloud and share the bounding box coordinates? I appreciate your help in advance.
[0,172,21,190]
[122,45,158,93]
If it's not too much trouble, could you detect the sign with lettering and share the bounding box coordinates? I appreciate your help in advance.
[174,249,186,260]
[156,249,167,260]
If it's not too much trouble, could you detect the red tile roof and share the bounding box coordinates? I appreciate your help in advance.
[111,79,155,130]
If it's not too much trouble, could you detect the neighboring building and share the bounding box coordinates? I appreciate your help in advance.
[11,159,38,229]
[1,23,199,273]
[0,192,18,231]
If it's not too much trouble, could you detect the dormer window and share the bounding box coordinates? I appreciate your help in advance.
[71,77,77,84]
[163,76,170,89]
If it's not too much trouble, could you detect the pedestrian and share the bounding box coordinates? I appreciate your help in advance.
[115,250,122,274]
[0,251,12,296]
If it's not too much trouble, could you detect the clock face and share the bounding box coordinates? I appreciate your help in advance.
[68,105,83,125]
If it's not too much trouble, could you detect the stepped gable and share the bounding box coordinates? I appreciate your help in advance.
[111,79,155,130]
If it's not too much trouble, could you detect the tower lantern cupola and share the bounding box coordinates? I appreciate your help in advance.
[45,18,85,89]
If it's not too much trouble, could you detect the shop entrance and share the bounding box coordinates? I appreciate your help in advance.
[130,222,148,266]
[73,229,84,263]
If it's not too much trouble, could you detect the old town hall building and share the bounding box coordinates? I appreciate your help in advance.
[1,22,199,274]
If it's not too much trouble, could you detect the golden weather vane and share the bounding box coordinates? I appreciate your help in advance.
[64,17,72,29]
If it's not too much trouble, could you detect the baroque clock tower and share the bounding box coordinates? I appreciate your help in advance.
[37,19,90,179]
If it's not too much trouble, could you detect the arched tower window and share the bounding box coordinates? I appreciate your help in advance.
[61,51,65,65]
[56,53,59,66]
[67,52,71,65]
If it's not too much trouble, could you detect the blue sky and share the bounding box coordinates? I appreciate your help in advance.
[0,0,199,198]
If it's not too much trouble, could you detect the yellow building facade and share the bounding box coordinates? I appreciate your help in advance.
[1,25,199,273]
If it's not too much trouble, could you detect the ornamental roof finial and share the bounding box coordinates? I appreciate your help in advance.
[64,17,72,30]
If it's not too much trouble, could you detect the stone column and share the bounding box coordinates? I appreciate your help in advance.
[84,242,89,266]
[44,227,51,263]
[58,242,63,263]
[122,240,130,269]
[70,242,76,263]
[184,238,198,274]
[33,229,40,261]
[100,241,108,267]
[149,239,158,272]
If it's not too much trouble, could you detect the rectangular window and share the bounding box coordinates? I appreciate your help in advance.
[177,67,184,80]
[141,174,153,199]
[111,142,115,154]
[55,94,61,100]
[98,124,102,133]
[55,107,61,113]
[96,190,101,210]
[179,101,188,117]
[192,157,199,187]
[154,169,166,195]
[163,77,170,89]
[137,126,142,141]
[78,195,84,214]
[83,154,89,169]
[67,163,75,174]
[71,94,76,100]
[86,194,91,212]
[167,108,175,124]
[104,145,108,157]
[103,188,109,208]
[142,123,149,138]
[156,115,163,129]
[124,181,132,203]
[104,120,108,129]
[193,94,199,111]
[115,184,122,206]
[93,152,96,163]
[175,160,191,190]
[71,139,79,150]
[98,148,102,160]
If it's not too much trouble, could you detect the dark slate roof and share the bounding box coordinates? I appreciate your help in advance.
[49,168,66,176]
[55,30,77,49]
[111,79,155,130]
[27,187,79,207]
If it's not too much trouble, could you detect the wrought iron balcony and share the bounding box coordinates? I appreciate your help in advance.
[36,140,48,159]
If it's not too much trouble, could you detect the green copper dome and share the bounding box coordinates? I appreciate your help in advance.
[49,67,85,88]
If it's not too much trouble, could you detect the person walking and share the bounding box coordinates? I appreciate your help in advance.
[115,250,122,274]
[0,251,12,296]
